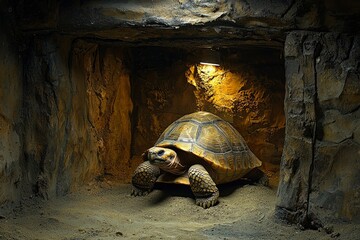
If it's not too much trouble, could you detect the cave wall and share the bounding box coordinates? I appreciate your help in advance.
[130,47,197,158]
[276,32,360,224]
[0,8,23,205]
[76,42,133,182]
[21,37,133,200]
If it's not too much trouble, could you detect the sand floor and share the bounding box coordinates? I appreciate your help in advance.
[0,180,359,240]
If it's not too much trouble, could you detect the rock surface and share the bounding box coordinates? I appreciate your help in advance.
[0,10,23,205]
[13,0,360,47]
[277,32,360,224]
[20,36,134,200]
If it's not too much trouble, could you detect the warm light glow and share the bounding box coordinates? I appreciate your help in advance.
[199,62,220,67]
[186,64,244,114]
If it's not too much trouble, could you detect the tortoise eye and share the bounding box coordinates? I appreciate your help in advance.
[157,150,165,156]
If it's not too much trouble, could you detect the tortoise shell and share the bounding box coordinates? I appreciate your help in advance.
[155,111,262,184]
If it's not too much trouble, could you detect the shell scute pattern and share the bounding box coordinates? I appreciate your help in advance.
[155,111,261,184]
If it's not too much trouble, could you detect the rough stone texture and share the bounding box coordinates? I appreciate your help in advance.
[22,37,133,199]
[277,32,360,224]
[78,42,133,181]
[23,36,93,198]
[311,34,360,222]
[0,8,23,205]
[24,0,295,47]
[13,1,360,48]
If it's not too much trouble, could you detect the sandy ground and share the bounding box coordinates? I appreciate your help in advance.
[0,180,359,240]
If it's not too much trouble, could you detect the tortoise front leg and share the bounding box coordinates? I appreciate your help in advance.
[188,164,219,208]
[131,161,160,196]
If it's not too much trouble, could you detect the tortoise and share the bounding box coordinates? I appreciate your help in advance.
[131,111,262,208]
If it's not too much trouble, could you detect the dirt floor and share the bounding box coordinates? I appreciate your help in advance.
[0,180,359,240]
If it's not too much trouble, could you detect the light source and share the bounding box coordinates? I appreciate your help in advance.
[199,49,220,66]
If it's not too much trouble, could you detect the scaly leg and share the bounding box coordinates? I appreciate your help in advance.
[188,164,219,208]
[131,161,160,196]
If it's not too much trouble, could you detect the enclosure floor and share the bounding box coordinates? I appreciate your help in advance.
[0,181,358,240]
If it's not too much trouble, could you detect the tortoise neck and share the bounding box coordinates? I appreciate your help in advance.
[159,155,187,175]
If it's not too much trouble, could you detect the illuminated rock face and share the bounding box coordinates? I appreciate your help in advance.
[277,32,360,224]
[185,57,285,179]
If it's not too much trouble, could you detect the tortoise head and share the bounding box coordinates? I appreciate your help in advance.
[145,147,186,175]
[147,147,176,166]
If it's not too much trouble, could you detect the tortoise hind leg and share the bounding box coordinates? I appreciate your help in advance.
[131,161,160,196]
[188,164,219,208]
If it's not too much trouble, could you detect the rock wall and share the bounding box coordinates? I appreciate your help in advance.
[16,0,359,45]
[130,47,198,158]
[21,37,133,199]
[276,32,360,224]
[0,8,23,205]
[77,42,133,181]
